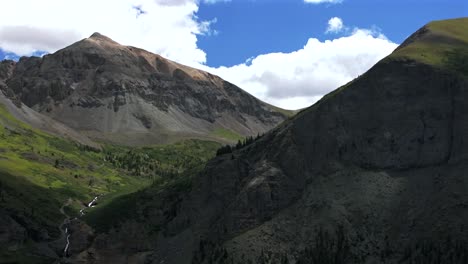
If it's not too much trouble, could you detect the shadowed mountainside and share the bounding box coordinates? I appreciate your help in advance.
[74,18,468,264]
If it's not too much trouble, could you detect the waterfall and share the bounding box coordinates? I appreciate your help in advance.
[63,227,70,257]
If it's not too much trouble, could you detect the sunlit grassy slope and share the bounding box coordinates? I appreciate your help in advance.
[0,103,149,223]
[85,140,221,231]
[389,17,468,76]
[0,102,220,261]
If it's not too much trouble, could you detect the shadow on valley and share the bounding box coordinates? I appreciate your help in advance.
[192,227,468,264]
[0,171,62,264]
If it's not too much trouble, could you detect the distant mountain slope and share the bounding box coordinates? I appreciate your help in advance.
[1,33,291,145]
[78,18,468,264]
[0,60,99,148]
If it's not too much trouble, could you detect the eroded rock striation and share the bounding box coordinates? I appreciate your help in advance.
[3,33,289,145]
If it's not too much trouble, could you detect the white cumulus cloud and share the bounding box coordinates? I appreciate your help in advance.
[202,29,398,110]
[326,17,344,33]
[0,1,398,110]
[0,0,214,66]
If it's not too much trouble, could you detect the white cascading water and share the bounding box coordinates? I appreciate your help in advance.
[88,196,98,207]
[80,196,99,216]
[63,227,70,256]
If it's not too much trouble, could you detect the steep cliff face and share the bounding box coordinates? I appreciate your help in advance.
[0,60,99,147]
[0,60,18,104]
[75,18,468,264]
[3,33,289,145]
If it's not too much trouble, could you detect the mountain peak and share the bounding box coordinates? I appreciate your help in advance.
[3,30,290,146]
[89,32,105,38]
[88,32,116,43]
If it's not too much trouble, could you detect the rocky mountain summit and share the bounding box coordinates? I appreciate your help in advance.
[73,18,468,264]
[1,33,289,145]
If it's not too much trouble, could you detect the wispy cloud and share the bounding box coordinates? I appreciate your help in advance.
[203,0,231,4]
[304,0,343,4]
[199,17,219,36]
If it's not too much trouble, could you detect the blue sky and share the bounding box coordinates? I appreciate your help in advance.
[0,0,466,109]
[196,0,468,67]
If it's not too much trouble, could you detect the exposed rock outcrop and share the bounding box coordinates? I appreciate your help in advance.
[2,33,290,145]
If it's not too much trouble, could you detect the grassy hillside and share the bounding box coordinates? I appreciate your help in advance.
[211,127,245,141]
[89,139,220,215]
[0,103,149,219]
[0,102,220,262]
[389,17,468,76]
